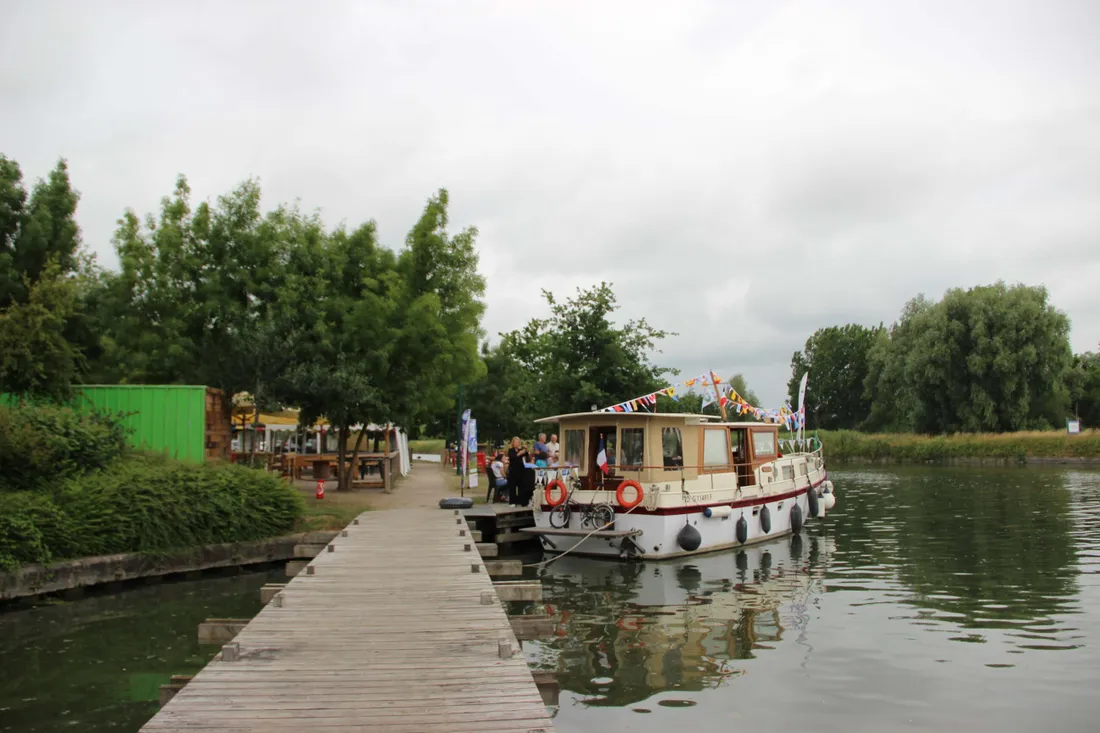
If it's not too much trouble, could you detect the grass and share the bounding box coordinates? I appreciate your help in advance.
[295,486,375,531]
[812,428,1100,463]
[408,438,446,454]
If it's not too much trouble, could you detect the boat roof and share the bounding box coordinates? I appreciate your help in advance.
[715,421,781,429]
[535,411,720,424]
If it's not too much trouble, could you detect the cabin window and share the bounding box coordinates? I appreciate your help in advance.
[782,465,794,480]
[620,427,645,468]
[798,462,808,476]
[603,431,618,468]
[702,429,729,469]
[564,429,585,467]
[662,427,683,468]
[752,430,777,457]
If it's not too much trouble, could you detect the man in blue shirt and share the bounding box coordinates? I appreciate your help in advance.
[533,433,549,467]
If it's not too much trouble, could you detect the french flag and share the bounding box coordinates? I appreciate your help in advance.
[596,435,609,475]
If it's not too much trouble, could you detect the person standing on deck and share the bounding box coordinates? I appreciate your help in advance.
[507,437,531,507]
[546,434,560,466]
[490,452,508,502]
[533,433,549,467]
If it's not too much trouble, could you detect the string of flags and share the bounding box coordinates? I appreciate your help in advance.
[599,371,806,430]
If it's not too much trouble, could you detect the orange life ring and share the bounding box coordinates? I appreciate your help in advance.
[616,616,643,631]
[544,479,568,507]
[616,480,644,509]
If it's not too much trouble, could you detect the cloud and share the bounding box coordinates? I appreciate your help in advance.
[3,0,1099,406]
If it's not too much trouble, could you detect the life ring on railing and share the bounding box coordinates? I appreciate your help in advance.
[616,480,645,510]
[616,616,643,631]
[544,479,568,507]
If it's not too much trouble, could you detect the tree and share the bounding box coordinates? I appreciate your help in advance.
[0,155,87,399]
[863,283,1072,433]
[1069,349,1100,428]
[520,283,673,415]
[0,156,82,308]
[788,324,881,430]
[0,262,83,400]
[388,189,487,431]
[727,373,760,409]
[444,283,674,442]
[274,221,400,490]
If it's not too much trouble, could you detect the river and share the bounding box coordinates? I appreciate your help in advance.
[2,466,1099,732]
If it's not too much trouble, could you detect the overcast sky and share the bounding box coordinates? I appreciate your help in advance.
[3,0,1098,407]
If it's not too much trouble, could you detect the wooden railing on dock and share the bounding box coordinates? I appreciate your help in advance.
[142,508,555,733]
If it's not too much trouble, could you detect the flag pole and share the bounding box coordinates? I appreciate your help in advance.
[709,371,728,421]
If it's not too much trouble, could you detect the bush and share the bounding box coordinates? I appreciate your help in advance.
[0,455,304,571]
[0,401,129,492]
[816,428,1100,462]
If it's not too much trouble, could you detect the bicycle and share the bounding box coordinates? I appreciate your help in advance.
[548,469,615,530]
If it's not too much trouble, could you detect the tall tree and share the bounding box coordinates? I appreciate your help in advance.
[389,189,487,429]
[1068,348,1100,428]
[788,324,882,430]
[0,262,82,399]
[864,283,1072,433]
[0,156,81,308]
[275,221,400,490]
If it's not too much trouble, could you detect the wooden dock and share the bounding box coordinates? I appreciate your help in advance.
[142,508,555,733]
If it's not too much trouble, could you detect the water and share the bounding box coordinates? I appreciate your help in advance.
[2,466,1099,732]
[0,567,281,732]
[526,466,1100,733]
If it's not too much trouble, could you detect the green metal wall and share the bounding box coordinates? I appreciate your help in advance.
[74,385,207,462]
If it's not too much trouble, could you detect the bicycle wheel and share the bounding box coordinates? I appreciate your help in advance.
[549,502,571,529]
[592,504,615,529]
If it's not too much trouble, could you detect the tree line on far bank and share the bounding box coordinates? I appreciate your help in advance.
[787,284,1100,433]
[0,155,486,489]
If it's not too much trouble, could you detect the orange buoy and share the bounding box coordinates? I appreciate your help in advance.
[616,480,644,509]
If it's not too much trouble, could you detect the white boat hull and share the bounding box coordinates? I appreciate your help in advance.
[533,482,828,560]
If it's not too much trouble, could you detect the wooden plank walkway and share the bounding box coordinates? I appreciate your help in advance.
[141,508,554,733]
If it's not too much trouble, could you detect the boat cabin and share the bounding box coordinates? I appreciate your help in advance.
[535,412,785,490]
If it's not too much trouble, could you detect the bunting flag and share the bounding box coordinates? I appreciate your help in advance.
[597,369,803,421]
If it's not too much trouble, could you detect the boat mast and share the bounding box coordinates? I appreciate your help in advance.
[709,370,728,421]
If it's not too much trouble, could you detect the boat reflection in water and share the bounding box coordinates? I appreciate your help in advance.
[526,534,835,709]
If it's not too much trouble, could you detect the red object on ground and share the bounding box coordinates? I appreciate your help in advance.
[476,451,487,469]
[315,480,325,499]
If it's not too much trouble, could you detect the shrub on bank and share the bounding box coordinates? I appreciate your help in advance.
[0,456,305,572]
[0,401,129,492]
[817,428,1100,462]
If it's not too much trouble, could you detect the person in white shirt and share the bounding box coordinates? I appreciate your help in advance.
[547,434,561,465]
[490,453,508,500]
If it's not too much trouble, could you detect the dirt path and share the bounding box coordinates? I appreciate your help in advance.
[366,463,466,510]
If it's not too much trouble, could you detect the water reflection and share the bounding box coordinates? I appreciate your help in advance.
[0,567,280,733]
[528,466,1100,725]
[530,537,832,708]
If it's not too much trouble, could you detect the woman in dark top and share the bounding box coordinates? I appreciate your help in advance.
[507,436,531,507]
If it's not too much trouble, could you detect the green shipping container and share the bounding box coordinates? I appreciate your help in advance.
[76,386,207,462]
[1,385,232,462]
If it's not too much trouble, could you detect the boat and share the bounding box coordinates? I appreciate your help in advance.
[524,411,836,559]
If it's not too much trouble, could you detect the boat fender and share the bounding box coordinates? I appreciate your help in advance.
[759,504,771,534]
[704,505,733,519]
[807,486,820,518]
[617,480,645,510]
[735,515,748,545]
[736,550,748,571]
[544,479,568,508]
[791,503,804,535]
[823,480,837,510]
[438,497,474,509]
[677,523,702,552]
